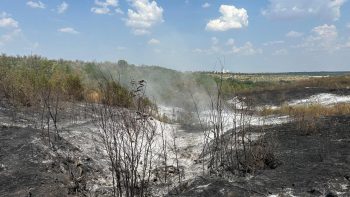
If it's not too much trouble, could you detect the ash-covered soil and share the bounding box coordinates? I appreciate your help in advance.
[0,125,65,197]
[170,116,350,197]
[239,87,350,106]
[1,95,349,197]
[0,124,100,197]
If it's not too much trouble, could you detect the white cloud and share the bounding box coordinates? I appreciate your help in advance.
[0,13,21,46]
[345,39,350,48]
[310,24,338,47]
[262,0,346,21]
[202,3,210,8]
[194,37,261,56]
[211,37,219,45]
[148,38,160,45]
[95,0,118,7]
[57,2,68,14]
[192,48,203,53]
[347,23,350,28]
[226,38,235,46]
[115,8,124,15]
[210,37,220,52]
[230,42,262,55]
[153,48,161,53]
[206,5,248,31]
[345,38,350,48]
[312,24,338,39]
[0,17,18,28]
[133,29,150,35]
[298,24,339,52]
[263,40,284,46]
[0,29,21,46]
[0,13,38,49]
[273,49,288,55]
[91,7,110,14]
[126,0,164,35]
[58,27,79,34]
[105,0,118,6]
[286,31,304,38]
[91,0,119,15]
[27,1,46,9]
[117,46,126,50]
[32,42,39,49]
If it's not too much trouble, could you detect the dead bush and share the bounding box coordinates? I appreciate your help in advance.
[93,79,158,197]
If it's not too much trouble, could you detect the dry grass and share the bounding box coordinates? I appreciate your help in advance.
[261,103,350,134]
[251,75,350,94]
[294,75,350,89]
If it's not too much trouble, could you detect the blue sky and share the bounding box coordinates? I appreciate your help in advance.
[0,0,350,72]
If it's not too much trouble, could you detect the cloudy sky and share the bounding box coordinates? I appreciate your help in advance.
[1,0,350,72]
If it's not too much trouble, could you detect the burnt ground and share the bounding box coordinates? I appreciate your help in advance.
[1,93,350,196]
[169,116,350,197]
[0,125,64,197]
[0,124,99,197]
[238,87,350,106]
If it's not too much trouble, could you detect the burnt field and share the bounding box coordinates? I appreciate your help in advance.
[169,116,350,197]
[1,104,349,196]
[0,55,350,196]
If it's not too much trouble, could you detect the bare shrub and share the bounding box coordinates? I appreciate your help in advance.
[196,68,278,177]
[93,78,158,197]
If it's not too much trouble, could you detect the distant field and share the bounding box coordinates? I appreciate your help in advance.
[201,71,350,82]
